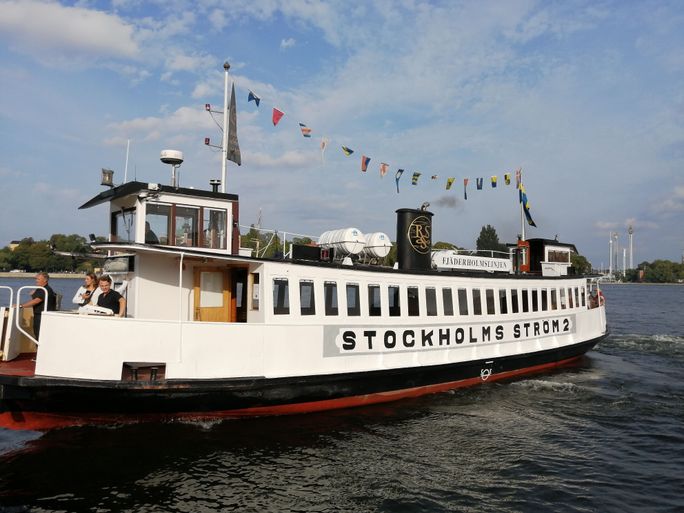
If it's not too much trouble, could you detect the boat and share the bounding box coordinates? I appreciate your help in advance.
[0,72,608,431]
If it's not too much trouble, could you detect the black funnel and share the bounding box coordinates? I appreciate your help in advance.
[396,208,433,270]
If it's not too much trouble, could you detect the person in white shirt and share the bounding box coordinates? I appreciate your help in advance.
[72,272,101,306]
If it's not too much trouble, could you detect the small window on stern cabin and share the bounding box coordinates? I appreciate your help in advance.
[273,278,290,315]
[300,280,316,316]
[388,286,401,317]
[368,285,381,316]
[347,284,361,316]
[426,288,438,316]
[324,281,338,316]
[442,288,454,316]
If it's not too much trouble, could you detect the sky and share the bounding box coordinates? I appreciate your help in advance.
[1,0,683,268]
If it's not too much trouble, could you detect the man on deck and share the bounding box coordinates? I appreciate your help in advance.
[19,272,57,340]
[97,275,126,317]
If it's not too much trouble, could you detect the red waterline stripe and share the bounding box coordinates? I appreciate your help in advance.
[0,355,583,431]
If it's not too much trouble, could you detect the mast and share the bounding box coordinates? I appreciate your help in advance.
[220,62,230,193]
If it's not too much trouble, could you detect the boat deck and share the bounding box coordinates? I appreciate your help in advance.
[0,354,36,377]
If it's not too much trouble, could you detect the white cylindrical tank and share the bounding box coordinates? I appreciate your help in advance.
[363,232,392,258]
[318,228,366,255]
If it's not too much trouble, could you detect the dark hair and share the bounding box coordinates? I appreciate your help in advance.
[99,275,112,284]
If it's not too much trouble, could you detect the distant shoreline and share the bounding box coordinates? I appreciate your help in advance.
[0,272,85,279]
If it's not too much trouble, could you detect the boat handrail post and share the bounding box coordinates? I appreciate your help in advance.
[14,286,47,346]
[0,286,13,309]
[178,251,185,353]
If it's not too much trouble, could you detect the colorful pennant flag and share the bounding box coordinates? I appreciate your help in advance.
[272,107,284,126]
[446,177,455,190]
[519,184,537,227]
[491,176,497,188]
[476,178,483,190]
[464,178,469,200]
[431,175,438,180]
[412,172,421,185]
[361,155,371,172]
[504,173,511,185]
[342,146,354,156]
[299,123,312,138]
[320,138,329,163]
[247,90,261,107]
[379,162,389,177]
[515,168,522,189]
[395,169,404,193]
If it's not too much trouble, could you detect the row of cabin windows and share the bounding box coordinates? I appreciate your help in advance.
[272,279,587,317]
[111,203,228,250]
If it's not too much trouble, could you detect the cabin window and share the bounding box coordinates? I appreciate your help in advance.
[442,288,454,316]
[472,289,482,316]
[531,290,539,312]
[174,206,199,246]
[458,288,469,315]
[388,285,401,317]
[324,281,338,316]
[511,289,519,314]
[581,287,586,307]
[498,289,508,314]
[368,285,381,316]
[574,287,580,308]
[548,250,570,263]
[112,208,137,243]
[346,284,360,316]
[202,208,227,249]
[408,287,420,316]
[560,288,567,309]
[521,289,529,313]
[426,288,438,316]
[485,289,495,315]
[551,289,558,310]
[568,287,574,308]
[299,280,316,315]
[541,289,548,311]
[251,273,260,310]
[145,203,171,244]
[273,278,290,315]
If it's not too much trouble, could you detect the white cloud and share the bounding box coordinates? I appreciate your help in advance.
[0,0,139,65]
[248,150,316,169]
[280,37,296,49]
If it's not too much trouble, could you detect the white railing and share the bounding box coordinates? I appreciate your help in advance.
[14,286,47,346]
[239,224,319,259]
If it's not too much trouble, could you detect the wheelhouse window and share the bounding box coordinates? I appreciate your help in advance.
[499,289,508,314]
[472,289,482,316]
[346,284,360,316]
[442,288,454,316]
[273,278,289,315]
[408,286,420,316]
[174,206,199,246]
[368,285,381,316]
[202,208,227,249]
[426,288,437,316]
[112,208,137,243]
[458,288,468,315]
[388,286,401,317]
[300,280,316,315]
[324,282,338,316]
[145,203,170,244]
[485,289,495,315]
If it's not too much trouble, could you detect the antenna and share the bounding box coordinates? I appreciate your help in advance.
[160,149,184,187]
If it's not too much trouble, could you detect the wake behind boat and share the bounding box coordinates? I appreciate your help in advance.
[0,67,608,431]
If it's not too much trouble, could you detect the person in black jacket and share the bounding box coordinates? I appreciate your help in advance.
[19,272,57,339]
[96,275,126,317]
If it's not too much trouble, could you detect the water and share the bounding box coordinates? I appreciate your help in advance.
[0,282,682,512]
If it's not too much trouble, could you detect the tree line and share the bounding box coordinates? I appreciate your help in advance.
[4,229,681,283]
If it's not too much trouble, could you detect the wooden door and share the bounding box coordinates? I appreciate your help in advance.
[193,268,231,322]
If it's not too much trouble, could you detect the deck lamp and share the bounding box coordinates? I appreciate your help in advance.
[101,168,114,188]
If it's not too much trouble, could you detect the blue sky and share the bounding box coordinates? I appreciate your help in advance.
[1,0,683,267]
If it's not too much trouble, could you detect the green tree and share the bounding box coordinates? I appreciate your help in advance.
[476,225,507,255]
[570,253,592,274]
